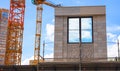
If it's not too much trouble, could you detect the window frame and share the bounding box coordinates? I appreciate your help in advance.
[67,16,93,44]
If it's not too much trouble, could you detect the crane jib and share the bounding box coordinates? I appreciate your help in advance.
[31,0,45,5]
[31,0,37,5]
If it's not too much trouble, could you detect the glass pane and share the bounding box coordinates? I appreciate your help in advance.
[81,18,92,29]
[81,30,92,42]
[2,12,8,18]
[69,31,80,43]
[69,18,79,30]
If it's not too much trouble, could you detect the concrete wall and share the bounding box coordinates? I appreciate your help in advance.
[54,6,107,61]
[0,62,120,71]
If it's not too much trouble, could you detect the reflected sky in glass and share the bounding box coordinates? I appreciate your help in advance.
[81,18,92,30]
[68,17,92,43]
[69,18,79,30]
[69,31,80,42]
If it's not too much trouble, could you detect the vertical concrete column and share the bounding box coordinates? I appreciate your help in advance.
[54,16,64,58]
[93,15,107,59]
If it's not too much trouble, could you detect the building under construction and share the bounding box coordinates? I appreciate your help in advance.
[0,9,8,65]
[1,5,120,71]
[0,0,120,71]
[54,6,107,61]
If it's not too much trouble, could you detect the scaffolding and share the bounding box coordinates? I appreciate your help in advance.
[4,0,25,65]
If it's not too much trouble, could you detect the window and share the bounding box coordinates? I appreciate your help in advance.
[68,18,80,43]
[81,18,92,42]
[2,12,8,18]
[68,17,93,43]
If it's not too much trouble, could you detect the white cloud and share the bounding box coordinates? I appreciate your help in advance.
[118,35,120,41]
[44,53,53,58]
[21,56,34,65]
[107,33,117,42]
[107,33,120,57]
[44,53,54,62]
[108,44,118,57]
[107,33,116,39]
[22,23,55,65]
[46,24,54,42]
[21,53,53,65]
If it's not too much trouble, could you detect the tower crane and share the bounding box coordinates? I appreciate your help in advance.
[30,0,61,65]
[5,0,25,65]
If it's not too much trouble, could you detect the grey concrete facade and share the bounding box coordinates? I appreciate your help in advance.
[54,6,107,61]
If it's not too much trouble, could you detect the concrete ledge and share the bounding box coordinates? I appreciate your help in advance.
[55,6,105,16]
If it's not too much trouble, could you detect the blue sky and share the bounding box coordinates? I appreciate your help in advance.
[0,0,120,64]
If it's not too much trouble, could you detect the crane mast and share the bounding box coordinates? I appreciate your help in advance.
[31,0,61,64]
[34,4,43,61]
[5,0,25,65]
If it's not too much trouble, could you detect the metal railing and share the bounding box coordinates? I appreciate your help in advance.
[40,57,120,63]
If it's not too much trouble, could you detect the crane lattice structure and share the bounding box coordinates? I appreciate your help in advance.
[5,0,25,65]
[31,0,60,64]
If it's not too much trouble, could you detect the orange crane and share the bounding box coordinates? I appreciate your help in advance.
[5,0,25,65]
[30,0,60,65]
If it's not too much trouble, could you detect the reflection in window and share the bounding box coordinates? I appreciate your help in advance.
[68,18,80,43]
[81,18,92,42]
[68,17,93,43]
